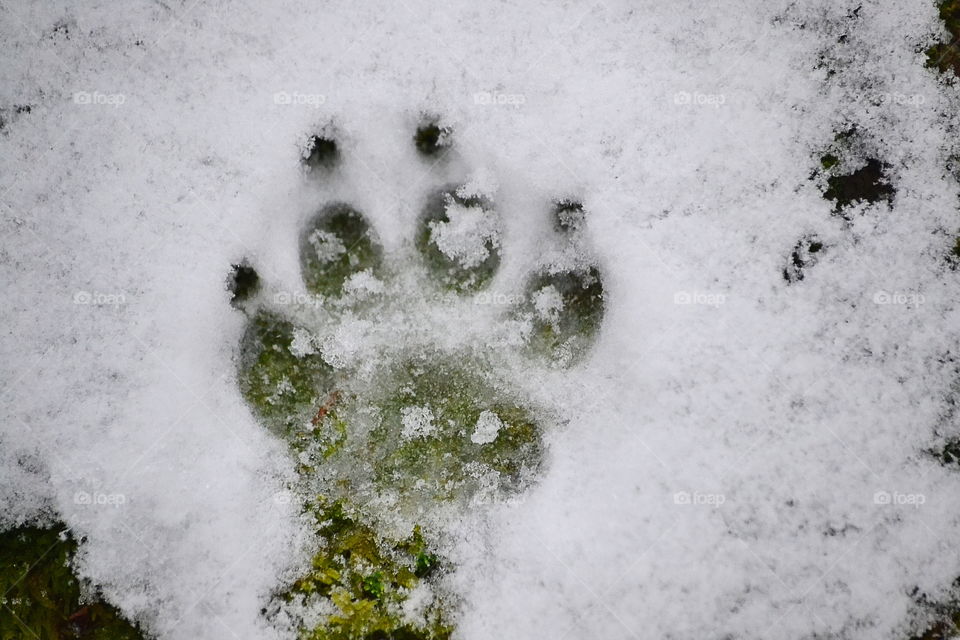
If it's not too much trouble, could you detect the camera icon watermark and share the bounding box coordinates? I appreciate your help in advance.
[74,491,126,507]
[673,91,726,108]
[273,91,326,108]
[873,490,925,508]
[474,291,524,306]
[73,91,126,107]
[273,290,322,308]
[673,491,726,508]
[473,91,526,108]
[73,290,127,306]
[872,290,925,308]
[673,290,726,307]
[856,92,925,107]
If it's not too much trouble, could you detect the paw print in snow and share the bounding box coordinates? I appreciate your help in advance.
[231,117,606,639]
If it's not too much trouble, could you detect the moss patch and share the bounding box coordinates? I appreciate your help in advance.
[273,498,451,640]
[239,319,544,636]
[415,187,500,294]
[367,356,542,502]
[238,310,334,435]
[521,267,605,366]
[280,354,544,509]
[814,129,895,215]
[300,204,384,298]
[926,0,960,77]
[0,525,144,640]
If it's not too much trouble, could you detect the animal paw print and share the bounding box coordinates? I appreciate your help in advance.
[232,117,606,639]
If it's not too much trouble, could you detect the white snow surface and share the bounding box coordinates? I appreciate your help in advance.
[1,1,960,639]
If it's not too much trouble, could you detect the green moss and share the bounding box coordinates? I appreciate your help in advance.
[415,187,500,294]
[820,153,839,171]
[0,525,144,640]
[244,339,543,636]
[364,356,542,502]
[926,0,960,77]
[286,355,543,507]
[300,204,384,298]
[277,498,452,640]
[520,267,605,366]
[238,311,334,435]
[816,130,854,175]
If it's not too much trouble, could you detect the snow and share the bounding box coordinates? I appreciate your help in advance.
[306,229,347,265]
[2,0,960,639]
[531,285,565,322]
[471,410,503,445]
[341,269,385,298]
[400,405,437,440]
[288,328,317,358]
[428,197,500,269]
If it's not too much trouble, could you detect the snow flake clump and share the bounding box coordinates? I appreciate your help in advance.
[289,328,317,358]
[532,285,564,322]
[471,410,503,445]
[308,229,347,264]
[400,405,436,440]
[342,269,385,298]
[319,316,374,369]
[455,168,498,202]
[269,377,295,404]
[429,199,500,269]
